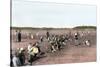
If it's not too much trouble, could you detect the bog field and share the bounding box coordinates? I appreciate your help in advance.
[11,27,96,65]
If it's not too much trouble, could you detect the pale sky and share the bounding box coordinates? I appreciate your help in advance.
[12,0,96,28]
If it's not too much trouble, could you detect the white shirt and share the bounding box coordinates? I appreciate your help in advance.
[12,56,21,67]
[28,44,32,52]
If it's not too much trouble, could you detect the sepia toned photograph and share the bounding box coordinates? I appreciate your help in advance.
[10,0,96,67]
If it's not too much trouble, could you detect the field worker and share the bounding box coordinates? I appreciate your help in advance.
[30,34,34,39]
[12,51,21,67]
[81,32,84,37]
[40,36,43,42]
[28,44,39,65]
[85,40,90,46]
[62,42,66,46]
[28,33,34,39]
[50,41,56,52]
[28,43,32,53]
[46,31,50,39]
[27,43,33,64]
[52,46,56,52]
[15,30,18,42]
[36,32,39,39]
[74,32,79,40]
[18,30,21,42]
[47,37,51,42]
[18,48,25,66]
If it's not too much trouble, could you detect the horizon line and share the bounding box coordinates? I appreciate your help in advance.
[11,25,96,28]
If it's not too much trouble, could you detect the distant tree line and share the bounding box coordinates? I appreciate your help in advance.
[11,26,96,30]
[73,26,96,29]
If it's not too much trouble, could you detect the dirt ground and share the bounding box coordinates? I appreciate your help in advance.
[11,29,96,66]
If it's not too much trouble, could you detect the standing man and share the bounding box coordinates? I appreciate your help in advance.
[46,31,50,39]
[15,30,18,42]
[18,30,21,42]
[74,32,81,46]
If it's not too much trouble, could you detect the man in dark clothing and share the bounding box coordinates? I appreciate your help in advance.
[18,31,21,42]
[46,31,50,39]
